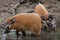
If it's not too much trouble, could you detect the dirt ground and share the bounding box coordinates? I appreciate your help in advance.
[0,0,60,40]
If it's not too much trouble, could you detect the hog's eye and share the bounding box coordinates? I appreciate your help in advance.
[10,19,15,24]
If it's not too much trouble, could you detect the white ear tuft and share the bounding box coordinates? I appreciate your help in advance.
[39,3,41,5]
[39,3,40,5]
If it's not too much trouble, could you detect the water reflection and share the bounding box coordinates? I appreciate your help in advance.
[5,31,56,40]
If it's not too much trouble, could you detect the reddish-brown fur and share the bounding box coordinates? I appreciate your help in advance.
[6,13,43,36]
[34,3,49,20]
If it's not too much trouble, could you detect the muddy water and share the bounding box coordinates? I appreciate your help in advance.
[0,28,56,40]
